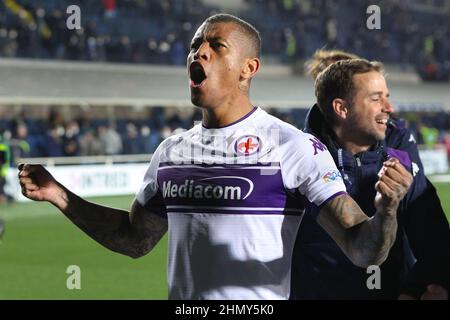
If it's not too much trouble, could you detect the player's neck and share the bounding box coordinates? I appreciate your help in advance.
[201,99,255,128]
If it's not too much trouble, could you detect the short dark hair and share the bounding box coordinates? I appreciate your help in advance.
[305,49,361,79]
[204,13,261,58]
[315,59,384,125]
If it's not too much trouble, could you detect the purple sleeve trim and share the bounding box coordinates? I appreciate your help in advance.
[318,191,347,209]
[308,191,347,220]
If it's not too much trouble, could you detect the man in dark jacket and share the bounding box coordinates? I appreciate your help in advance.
[291,55,450,300]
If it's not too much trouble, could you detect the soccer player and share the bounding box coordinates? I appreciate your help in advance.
[18,14,412,300]
[291,53,450,300]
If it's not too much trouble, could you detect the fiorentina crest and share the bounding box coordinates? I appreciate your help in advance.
[235,135,261,156]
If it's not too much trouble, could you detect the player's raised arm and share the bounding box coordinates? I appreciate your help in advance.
[17,164,167,258]
[316,158,413,267]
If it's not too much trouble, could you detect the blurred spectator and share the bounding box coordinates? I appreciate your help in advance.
[79,129,103,156]
[10,121,31,162]
[160,125,173,140]
[98,124,122,155]
[102,0,117,19]
[140,125,159,154]
[122,122,140,154]
[283,28,297,63]
[43,126,64,157]
[63,121,80,157]
[420,124,440,149]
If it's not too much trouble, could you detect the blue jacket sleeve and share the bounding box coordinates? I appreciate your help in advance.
[389,125,450,298]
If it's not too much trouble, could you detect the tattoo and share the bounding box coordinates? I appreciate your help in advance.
[317,194,397,267]
[323,194,368,229]
[238,82,249,94]
[59,189,167,258]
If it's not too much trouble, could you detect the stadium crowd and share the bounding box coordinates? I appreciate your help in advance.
[0,106,449,166]
[1,1,449,165]
[0,0,449,80]
[0,106,310,162]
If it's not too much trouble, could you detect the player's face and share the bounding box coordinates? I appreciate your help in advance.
[346,71,394,145]
[187,22,247,108]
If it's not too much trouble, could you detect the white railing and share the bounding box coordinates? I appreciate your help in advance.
[7,162,150,202]
[15,154,152,166]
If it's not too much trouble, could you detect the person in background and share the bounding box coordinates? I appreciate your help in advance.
[291,50,450,300]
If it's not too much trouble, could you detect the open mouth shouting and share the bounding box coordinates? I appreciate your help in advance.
[189,61,207,88]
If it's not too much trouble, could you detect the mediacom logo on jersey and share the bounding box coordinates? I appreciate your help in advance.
[323,170,343,183]
[162,176,254,200]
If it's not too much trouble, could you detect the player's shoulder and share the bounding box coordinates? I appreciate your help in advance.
[259,110,316,146]
[152,125,199,162]
[161,125,199,147]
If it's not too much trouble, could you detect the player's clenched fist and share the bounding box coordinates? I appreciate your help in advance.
[374,158,413,216]
[17,164,61,203]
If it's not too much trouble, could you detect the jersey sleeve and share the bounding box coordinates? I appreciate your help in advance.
[388,126,450,297]
[281,132,347,209]
[136,143,167,219]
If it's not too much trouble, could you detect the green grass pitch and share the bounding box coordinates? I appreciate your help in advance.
[0,195,167,299]
[0,183,449,299]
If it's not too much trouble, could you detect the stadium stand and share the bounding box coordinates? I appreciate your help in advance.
[0,1,449,164]
[0,0,449,80]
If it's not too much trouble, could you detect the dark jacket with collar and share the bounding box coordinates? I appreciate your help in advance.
[290,104,450,299]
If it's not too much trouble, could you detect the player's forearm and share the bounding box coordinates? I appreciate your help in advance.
[346,157,412,266]
[318,195,398,268]
[347,212,397,267]
[50,183,143,257]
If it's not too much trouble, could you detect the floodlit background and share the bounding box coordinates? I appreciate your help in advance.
[0,0,449,299]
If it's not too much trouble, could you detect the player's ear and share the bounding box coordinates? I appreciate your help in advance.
[241,57,260,81]
[332,98,349,120]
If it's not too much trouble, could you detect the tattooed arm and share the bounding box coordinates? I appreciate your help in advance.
[18,164,167,258]
[317,194,398,267]
[316,158,412,267]
[53,192,166,259]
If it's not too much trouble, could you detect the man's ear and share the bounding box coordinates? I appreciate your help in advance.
[241,57,260,80]
[332,98,349,120]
